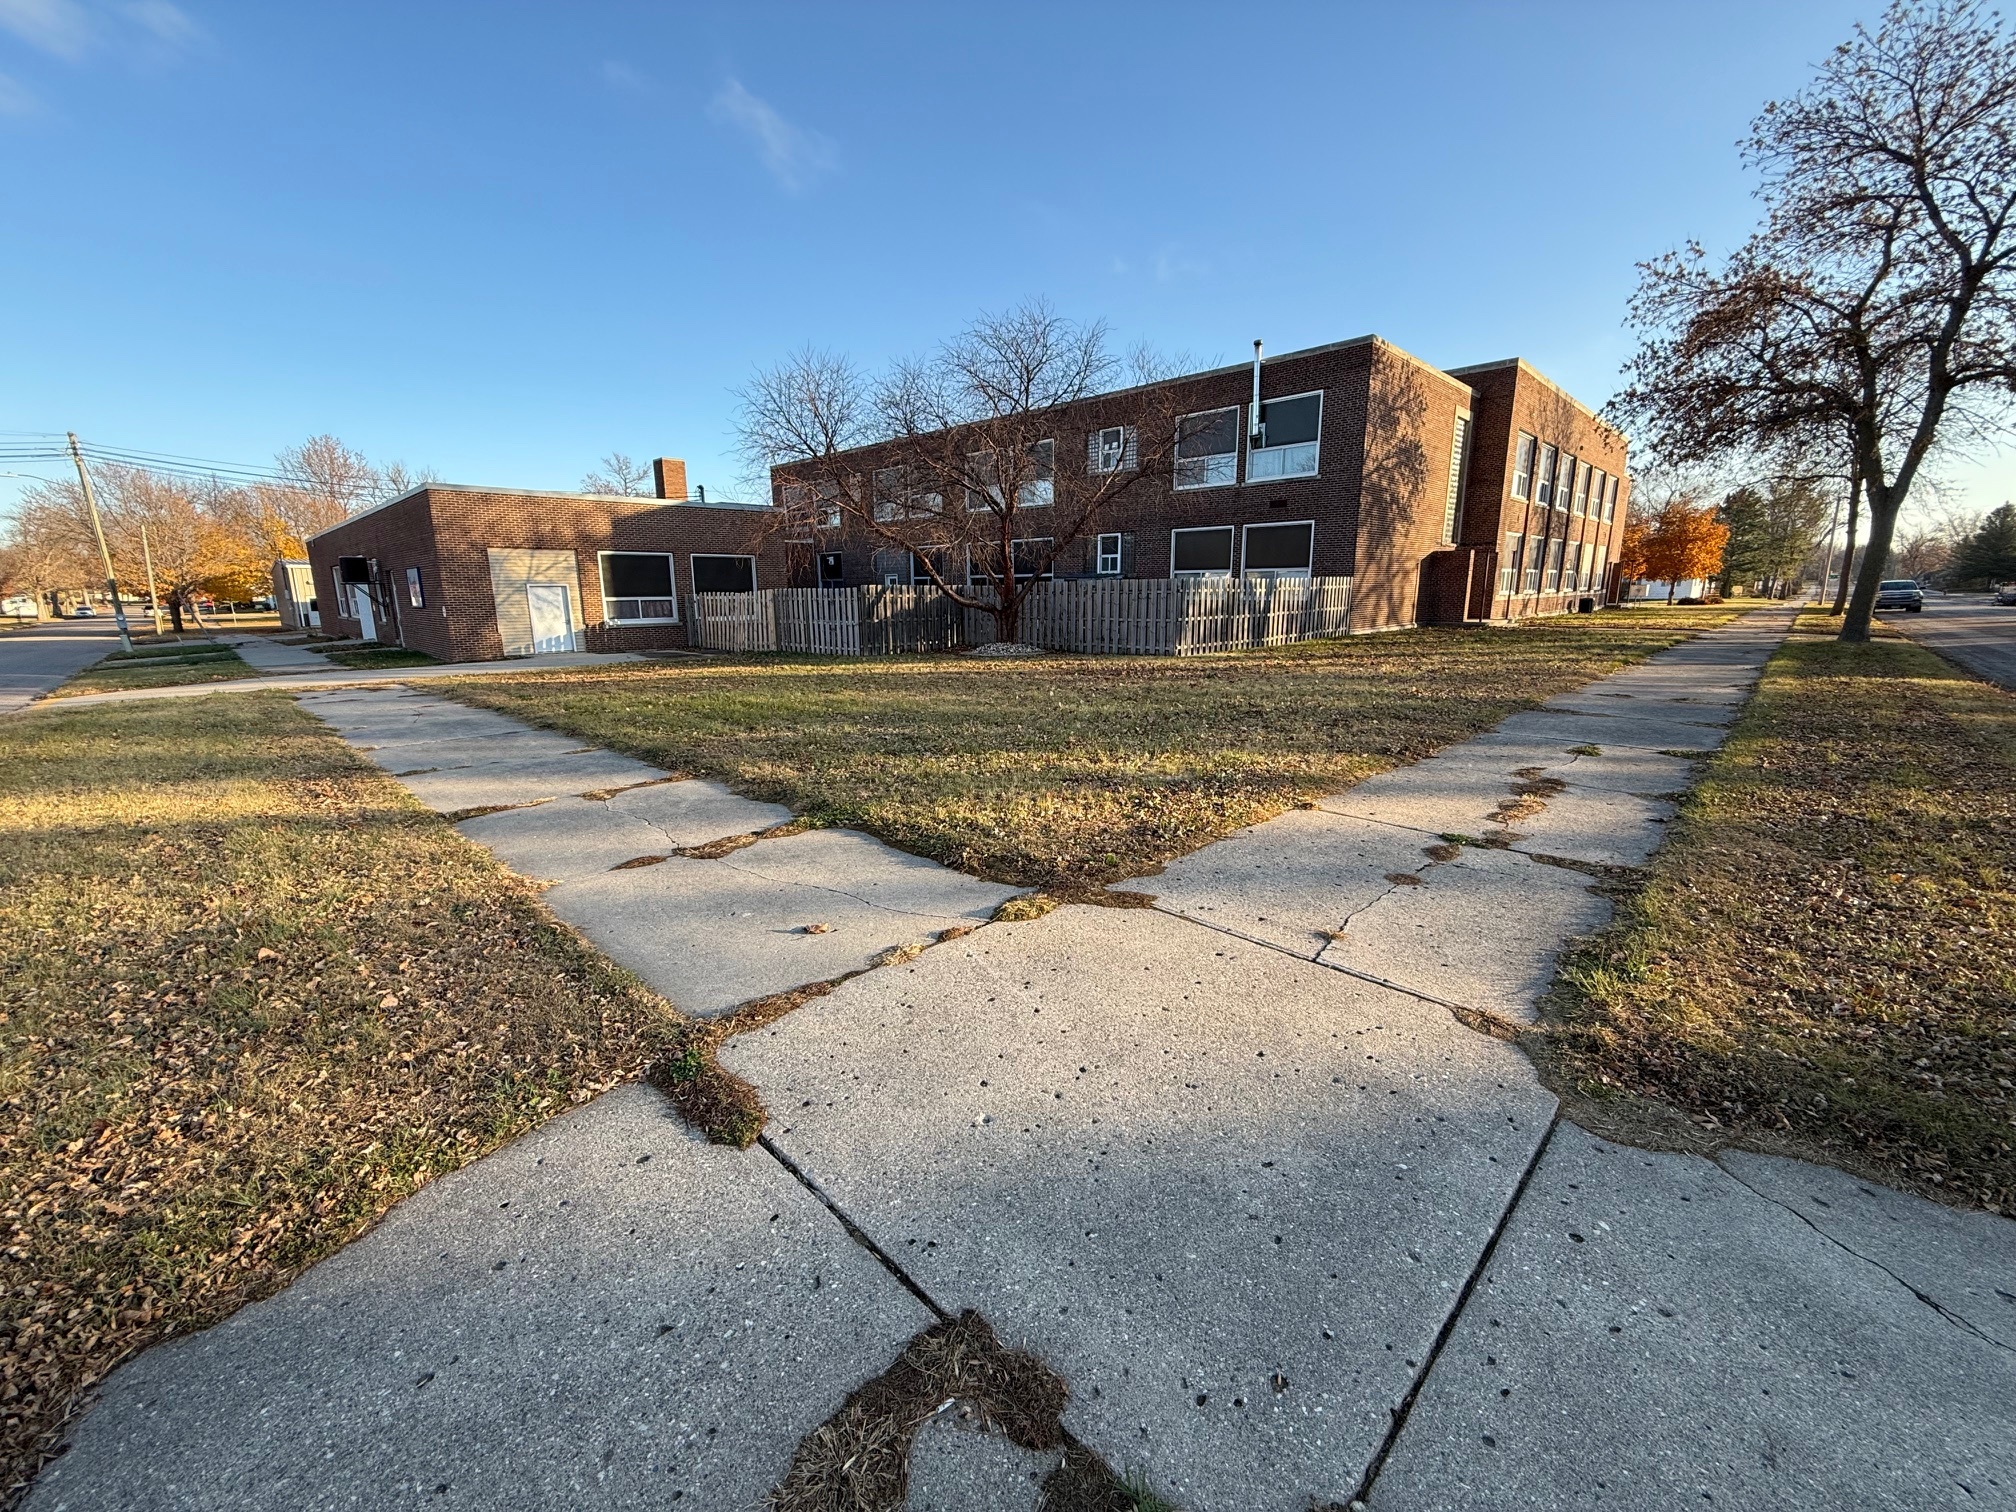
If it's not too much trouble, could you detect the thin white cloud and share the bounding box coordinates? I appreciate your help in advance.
[0,0,93,59]
[0,70,37,114]
[601,58,645,92]
[708,76,836,193]
[119,0,198,49]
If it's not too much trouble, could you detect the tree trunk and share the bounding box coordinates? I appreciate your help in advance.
[168,592,186,634]
[1840,492,1903,643]
[1831,477,1861,615]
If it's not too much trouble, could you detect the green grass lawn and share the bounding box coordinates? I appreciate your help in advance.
[321,646,439,670]
[48,648,263,698]
[441,606,1745,893]
[0,694,682,1497]
[1537,612,2016,1213]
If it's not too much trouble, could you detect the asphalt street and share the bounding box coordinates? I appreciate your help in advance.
[1887,591,2016,690]
[0,620,119,716]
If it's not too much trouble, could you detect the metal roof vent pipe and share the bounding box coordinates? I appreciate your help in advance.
[1250,339,1264,445]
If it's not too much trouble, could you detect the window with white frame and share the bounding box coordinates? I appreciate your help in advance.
[600,552,679,622]
[1523,533,1545,593]
[1587,467,1606,521]
[816,480,845,530]
[1019,440,1054,508]
[1603,474,1619,522]
[1443,413,1471,542]
[1543,537,1566,593]
[404,566,424,608]
[1573,460,1592,516]
[1535,443,1558,506]
[1558,454,1578,515]
[1174,407,1240,490]
[1500,532,1524,594]
[1247,391,1321,481]
[1242,520,1314,579]
[1170,525,1235,576]
[690,554,756,595]
[1089,425,1138,474]
[1095,532,1123,575]
[873,467,905,522]
[965,451,1000,513]
[1511,433,1536,500]
[1578,542,1596,591]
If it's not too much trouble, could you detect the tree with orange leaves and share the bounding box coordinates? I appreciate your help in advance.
[1640,497,1732,601]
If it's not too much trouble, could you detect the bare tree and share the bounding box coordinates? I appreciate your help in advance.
[581,452,654,496]
[1615,0,2016,641]
[736,301,1183,643]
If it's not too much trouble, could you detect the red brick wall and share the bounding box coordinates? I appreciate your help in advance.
[1450,360,1630,621]
[307,489,785,662]
[776,337,1478,628]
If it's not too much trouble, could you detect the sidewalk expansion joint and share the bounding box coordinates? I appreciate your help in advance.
[1714,1159,2013,1355]
[1345,1115,1563,1510]
[756,1134,950,1324]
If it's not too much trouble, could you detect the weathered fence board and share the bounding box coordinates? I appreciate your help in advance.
[686,577,1352,657]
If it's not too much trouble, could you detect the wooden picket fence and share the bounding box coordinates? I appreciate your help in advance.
[687,576,1354,657]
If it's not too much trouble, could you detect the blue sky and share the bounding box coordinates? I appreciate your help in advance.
[4,0,2000,515]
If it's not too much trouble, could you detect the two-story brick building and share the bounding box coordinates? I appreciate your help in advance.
[772,336,1629,631]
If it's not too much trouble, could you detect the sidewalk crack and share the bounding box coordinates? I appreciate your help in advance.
[1715,1161,2013,1354]
[757,1135,949,1322]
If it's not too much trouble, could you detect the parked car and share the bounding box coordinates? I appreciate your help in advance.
[1874,579,1925,612]
[71,604,97,618]
[1994,582,2016,606]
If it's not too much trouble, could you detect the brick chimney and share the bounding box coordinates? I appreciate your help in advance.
[653,457,688,501]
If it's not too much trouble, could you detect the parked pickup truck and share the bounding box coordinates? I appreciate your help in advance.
[1874,579,1925,612]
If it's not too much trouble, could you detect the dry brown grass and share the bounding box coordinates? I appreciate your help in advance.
[1536,613,2016,1212]
[0,693,685,1500]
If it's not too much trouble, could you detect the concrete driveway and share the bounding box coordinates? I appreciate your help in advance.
[1887,592,2016,689]
[0,620,122,715]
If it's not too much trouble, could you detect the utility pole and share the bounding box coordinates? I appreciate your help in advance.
[1817,494,1842,608]
[67,432,133,653]
[140,522,164,636]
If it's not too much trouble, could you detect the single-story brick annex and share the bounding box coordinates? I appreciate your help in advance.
[305,337,1630,661]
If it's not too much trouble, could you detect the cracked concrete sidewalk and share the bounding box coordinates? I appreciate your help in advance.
[27,610,2015,1512]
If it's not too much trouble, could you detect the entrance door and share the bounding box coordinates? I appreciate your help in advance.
[526,582,575,653]
[353,589,375,642]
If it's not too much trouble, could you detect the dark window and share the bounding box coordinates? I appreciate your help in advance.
[602,552,674,598]
[818,552,845,585]
[1243,521,1314,574]
[404,566,425,607]
[690,554,757,594]
[600,552,678,622]
[1175,408,1240,489]
[1171,526,1235,575]
[1255,393,1321,448]
[338,556,371,584]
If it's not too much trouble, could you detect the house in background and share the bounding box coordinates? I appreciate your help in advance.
[304,458,783,661]
[772,336,1629,630]
[271,559,319,629]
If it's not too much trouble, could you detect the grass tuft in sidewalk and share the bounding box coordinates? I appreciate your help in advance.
[442,607,1743,892]
[1535,612,2016,1212]
[0,694,682,1498]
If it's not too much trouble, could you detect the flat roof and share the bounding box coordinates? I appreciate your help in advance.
[305,483,770,546]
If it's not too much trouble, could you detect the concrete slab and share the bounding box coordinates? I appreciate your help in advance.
[360,730,592,775]
[1491,707,1733,755]
[1318,848,1611,1021]
[544,836,1016,1016]
[721,905,1560,1512]
[904,1412,1054,1512]
[1117,807,1441,957]
[1541,690,1741,726]
[1450,733,1701,796]
[1365,1124,2016,1512]
[726,828,1022,919]
[1507,785,1677,868]
[24,1085,935,1512]
[1318,758,1532,837]
[1718,1149,2016,1349]
[395,750,669,814]
[456,782,795,882]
